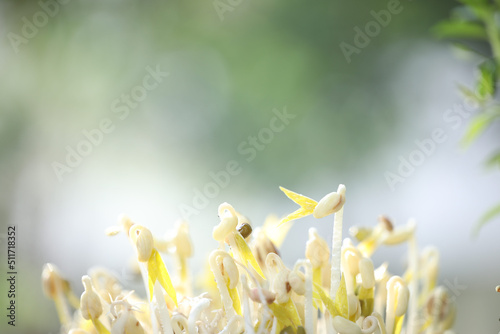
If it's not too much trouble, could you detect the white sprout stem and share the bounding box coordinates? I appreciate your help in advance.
[54,294,72,333]
[219,315,244,334]
[233,258,273,330]
[407,233,418,334]
[138,262,159,334]
[385,276,404,334]
[271,316,278,334]
[325,313,335,334]
[296,260,315,334]
[154,280,173,334]
[188,298,211,334]
[240,275,255,334]
[330,205,344,299]
[209,250,237,320]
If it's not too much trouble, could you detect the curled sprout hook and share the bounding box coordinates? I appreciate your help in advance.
[361,315,382,334]
[213,203,238,243]
[187,298,211,334]
[385,276,409,334]
[306,228,330,268]
[306,228,330,287]
[171,313,188,334]
[209,250,239,320]
[342,241,362,296]
[266,253,291,304]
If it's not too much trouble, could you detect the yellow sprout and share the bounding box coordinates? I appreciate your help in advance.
[278,187,318,225]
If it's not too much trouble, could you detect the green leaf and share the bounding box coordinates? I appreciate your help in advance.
[433,20,488,40]
[457,0,488,5]
[473,203,500,236]
[450,41,490,58]
[458,84,481,102]
[461,111,499,147]
[476,61,496,100]
[456,0,491,18]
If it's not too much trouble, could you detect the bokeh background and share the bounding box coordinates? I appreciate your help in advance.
[1,0,500,333]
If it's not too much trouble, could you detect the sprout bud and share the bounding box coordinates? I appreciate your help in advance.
[305,228,330,268]
[80,275,103,321]
[395,285,410,317]
[359,257,375,289]
[129,225,154,262]
[41,263,63,299]
[313,191,345,219]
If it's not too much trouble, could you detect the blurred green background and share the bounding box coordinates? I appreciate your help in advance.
[1,0,500,333]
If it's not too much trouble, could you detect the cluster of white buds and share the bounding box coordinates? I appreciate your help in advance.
[43,184,458,334]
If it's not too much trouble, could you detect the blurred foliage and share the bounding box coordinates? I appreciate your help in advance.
[434,0,500,235]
